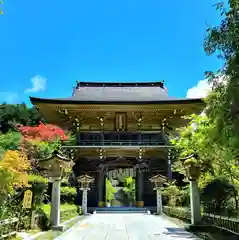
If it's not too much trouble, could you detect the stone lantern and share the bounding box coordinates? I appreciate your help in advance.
[183,154,200,181]
[39,150,74,230]
[150,174,167,215]
[181,154,201,225]
[76,174,94,215]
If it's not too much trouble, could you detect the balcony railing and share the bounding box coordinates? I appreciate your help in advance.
[77,132,166,146]
[78,140,165,146]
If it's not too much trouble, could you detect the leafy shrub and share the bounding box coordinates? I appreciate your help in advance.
[161,182,185,207]
[106,178,116,203]
[0,150,30,203]
[39,203,78,229]
[123,177,135,204]
[28,174,48,207]
[201,178,238,216]
[61,187,77,204]
[17,122,68,142]
[0,132,21,157]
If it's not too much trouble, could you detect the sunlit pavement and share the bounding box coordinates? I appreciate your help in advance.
[55,213,198,240]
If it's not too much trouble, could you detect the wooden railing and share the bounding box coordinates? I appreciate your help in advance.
[0,217,19,239]
[162,206,239,234]
[0,207,79,239]
[78,132,166,146]
[78,140,165,146]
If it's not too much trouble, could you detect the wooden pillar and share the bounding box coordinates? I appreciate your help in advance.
[168,148,172,179]
[136,168,144,207]
[98,164,107,207]
[74,116,83,145]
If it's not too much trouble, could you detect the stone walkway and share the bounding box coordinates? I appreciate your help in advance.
[55,213,199,240]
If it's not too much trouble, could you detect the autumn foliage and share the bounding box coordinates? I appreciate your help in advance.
[0,150,30,196]
[17,122,68,141]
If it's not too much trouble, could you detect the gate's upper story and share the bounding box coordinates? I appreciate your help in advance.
[30,81,204,135]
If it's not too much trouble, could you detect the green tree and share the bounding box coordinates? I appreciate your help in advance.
[0,0,3,15]
[203,1,239,211]
[201,178,238,216]
[0,104,43,133]
[0,131,21,156]
[204,1,239,155]
[123,177,135,205]
[0,150,30,200]
[171,113,239,213]
[105,178,116,203]
[161,181,187,207]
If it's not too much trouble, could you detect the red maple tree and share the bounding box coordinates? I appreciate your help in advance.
[17,122,68,141]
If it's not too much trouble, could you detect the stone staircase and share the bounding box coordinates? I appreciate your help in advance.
[94,207,150,214]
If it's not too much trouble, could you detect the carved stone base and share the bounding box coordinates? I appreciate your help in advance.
[52,225,64,231]
[136,201,144,207]
[98,201,105,207]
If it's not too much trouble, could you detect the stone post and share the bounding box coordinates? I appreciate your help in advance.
[182,154,201,225]
[156,188,163,215]
[81,189,88,214]
[50,177,61,227]
[77,175,94,215]
[190,180,201,224]
[150,174,167,215]
[38,151,73,231]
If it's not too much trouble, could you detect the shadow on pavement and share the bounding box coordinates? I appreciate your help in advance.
[164,227,195,239]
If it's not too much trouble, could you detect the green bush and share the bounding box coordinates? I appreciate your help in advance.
[28,174,48,207]
[201,178,238,216]
[39,203,78,229]
[61,186,77,204]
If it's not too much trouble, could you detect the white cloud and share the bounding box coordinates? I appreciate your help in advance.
[186,79,212,99]
[24,75,46,94]
[186,75,228,99]
[0,92,18,103]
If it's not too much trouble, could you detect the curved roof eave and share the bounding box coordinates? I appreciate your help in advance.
[30,96,204,105]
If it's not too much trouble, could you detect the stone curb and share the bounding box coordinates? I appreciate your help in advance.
[21,215,82,240]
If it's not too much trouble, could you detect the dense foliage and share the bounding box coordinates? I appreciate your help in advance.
[123,177,135,205]
[0,0,3,15]
[162,1,239,217]
[204,0,239,153]
[18,123,68,141]
[0,150,30,198]
[0,104,43,133]
[168,114,239,215]
[0,103,75,223]
[105,178,116,203]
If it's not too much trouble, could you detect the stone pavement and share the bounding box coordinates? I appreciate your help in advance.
[55,213,199,240]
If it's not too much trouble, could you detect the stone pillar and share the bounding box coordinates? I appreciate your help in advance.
[156,188,163,215]
[167,148,172,179]
[82,189,88,214]
[50,177,61,229]
[77,174,94,215]
[150,174,167,215]
[190,180,201,224]
[136,168,144,207]
[98,165,106,207]
[38,151,73,231]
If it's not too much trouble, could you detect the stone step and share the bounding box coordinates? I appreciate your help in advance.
[94,207,150,214]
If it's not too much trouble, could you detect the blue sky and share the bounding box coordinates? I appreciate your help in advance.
[0,0,222,105]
